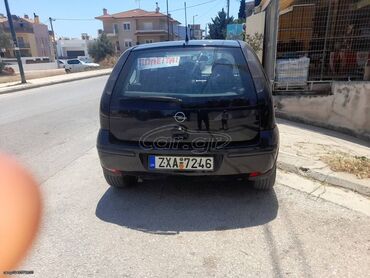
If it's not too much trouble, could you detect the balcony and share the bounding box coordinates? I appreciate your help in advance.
[106,33,118,38]
[135,29,169,36]
[18,42,31,48]
[3,27,34,33]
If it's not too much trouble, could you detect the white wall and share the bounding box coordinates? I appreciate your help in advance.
[10,62,58,73]
[245,12,265,61]
[57,39,90,58]
[275,82,370,139]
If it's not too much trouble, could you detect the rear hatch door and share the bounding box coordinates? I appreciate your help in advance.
[109,46,260,149]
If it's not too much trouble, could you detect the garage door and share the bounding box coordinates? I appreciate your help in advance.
[66,50,85,59]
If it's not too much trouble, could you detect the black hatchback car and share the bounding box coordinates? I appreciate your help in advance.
[97,40,279,190]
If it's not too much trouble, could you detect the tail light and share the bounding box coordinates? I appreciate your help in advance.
[106,168,121,174]
[249,171,261,177]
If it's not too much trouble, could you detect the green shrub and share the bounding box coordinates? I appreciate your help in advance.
[0,62,5,74]
[88,33,115,62]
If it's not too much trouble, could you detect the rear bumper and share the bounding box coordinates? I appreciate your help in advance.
[97,127,279,177]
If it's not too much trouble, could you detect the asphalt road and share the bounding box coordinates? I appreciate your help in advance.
[0,77,369,277]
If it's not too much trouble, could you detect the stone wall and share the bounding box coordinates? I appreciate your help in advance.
[274,82,370,140]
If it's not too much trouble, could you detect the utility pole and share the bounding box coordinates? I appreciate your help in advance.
[184,2,189,42]
[4,0,26,83]
[226,0,230,19]
[166,0,170,41]
[49,17,59,68]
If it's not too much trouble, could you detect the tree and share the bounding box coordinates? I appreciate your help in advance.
[208,9,234,40]
[238,0,246,21]
[0,29,12,50]
[0,30,12,72]
[245,32,264,53]
[88,33,115,62]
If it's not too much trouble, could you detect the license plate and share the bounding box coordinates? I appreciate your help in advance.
[149,156,214,171]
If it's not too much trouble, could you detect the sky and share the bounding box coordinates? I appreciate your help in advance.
[0,0,242,38]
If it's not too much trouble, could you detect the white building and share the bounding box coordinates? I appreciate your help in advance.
[56,36,94,59]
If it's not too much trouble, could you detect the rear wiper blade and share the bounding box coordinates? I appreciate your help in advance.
[121,95,183,103]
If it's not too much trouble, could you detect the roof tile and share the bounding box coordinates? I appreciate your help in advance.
[96,8,180,23]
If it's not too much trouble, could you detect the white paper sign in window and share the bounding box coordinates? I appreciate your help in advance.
[137,56,180,70]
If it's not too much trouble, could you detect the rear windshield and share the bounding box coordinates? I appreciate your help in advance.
[114,47,257,101]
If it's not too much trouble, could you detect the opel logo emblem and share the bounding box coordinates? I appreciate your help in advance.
[174,112,187,123]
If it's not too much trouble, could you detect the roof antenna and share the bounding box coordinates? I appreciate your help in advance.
[155,2,160,13]
[184,2,189,43]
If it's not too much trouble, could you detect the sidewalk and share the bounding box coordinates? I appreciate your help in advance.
[0,68,112,95]
[278,118,370,196]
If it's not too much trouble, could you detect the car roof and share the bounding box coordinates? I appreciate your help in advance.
[132,40,241,51]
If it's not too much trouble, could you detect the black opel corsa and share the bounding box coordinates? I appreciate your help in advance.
[97,40,279,190]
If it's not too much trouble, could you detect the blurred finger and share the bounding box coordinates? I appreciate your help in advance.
[0,154,42,273]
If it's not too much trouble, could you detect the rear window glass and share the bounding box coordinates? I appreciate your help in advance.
[114,47,256,100]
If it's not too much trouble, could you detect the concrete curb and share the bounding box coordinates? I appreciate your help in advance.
[0,70,111,95]
[277,152,370,197]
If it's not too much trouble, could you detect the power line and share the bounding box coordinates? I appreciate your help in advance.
[53,0,223,21]
[197,0,224,36]
[52,0,221,22]
[53,18,95,21]
[197,0,224,19]
[169,0,219,13]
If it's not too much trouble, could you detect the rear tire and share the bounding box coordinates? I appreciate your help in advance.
[252,165,276,191]
[103,169,138,188]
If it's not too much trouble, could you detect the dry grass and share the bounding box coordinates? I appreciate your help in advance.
[0,69,65,84]
[99,56,118,69]
[321,152,370,179]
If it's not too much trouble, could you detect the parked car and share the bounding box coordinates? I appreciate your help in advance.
[97,40,279,190]
[77,56,93,63]
[57,60,66,68]
[64,59,99,73]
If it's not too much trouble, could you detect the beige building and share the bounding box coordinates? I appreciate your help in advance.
[96,8,181,53]
[189,24,204,40]
[0,14,52,59]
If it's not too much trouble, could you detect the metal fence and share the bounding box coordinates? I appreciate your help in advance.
[274,0,370,90]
